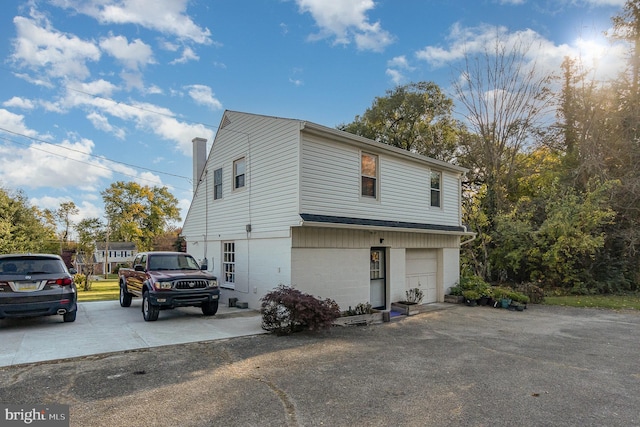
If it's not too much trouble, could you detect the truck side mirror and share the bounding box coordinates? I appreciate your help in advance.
[134,264,145,272]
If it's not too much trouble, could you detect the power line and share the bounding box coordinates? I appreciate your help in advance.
[0,127,193,184]
[0,133,194,192]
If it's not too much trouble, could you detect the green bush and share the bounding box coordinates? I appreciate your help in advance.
[260,285,341,335]
[460,274,492,297]
[449,285,463,296]
[462,289,480,300]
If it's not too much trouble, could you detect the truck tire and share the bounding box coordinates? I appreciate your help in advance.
[201,300,219,316]
[142,291,159,321]
[119,284,132,307]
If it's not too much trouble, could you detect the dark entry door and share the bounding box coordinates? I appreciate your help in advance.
[370,248,386,309]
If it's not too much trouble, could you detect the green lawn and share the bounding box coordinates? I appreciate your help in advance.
[77,280,120,302]
[543,294,640,310]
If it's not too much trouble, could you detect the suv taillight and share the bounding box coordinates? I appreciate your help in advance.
[47,277,73,286]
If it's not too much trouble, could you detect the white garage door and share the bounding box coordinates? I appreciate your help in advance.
[405,249,438,303]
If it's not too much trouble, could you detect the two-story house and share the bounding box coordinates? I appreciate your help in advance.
[182,111,472,311]
[94,242,137,274]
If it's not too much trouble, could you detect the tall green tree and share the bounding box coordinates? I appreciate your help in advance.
[0,187,58,254]
[338,81,463,162]
[101,181,181,251]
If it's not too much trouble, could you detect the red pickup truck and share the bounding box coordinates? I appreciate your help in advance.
[118,251,220,321]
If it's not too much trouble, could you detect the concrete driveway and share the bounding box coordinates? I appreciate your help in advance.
[1,304,639,426]
[0,300,265,366]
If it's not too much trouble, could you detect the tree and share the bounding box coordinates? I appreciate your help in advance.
[74,217,105,289]
[101,181,181,251]
[56,201,79,248]
[453,29,552,220]
[0,187,58,254]
[338,81,463,161]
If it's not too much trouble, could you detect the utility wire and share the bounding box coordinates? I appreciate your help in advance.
[0,133,193,192]
[0,127,193,183]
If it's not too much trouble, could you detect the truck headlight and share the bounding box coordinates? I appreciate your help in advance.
[157,281,172,290]
[208,279,218,288]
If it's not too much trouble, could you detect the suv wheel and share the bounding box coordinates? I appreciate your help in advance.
[201,300,219,316]
[142,291,159,321]
[63,310,77,322]
[119,284,132,307]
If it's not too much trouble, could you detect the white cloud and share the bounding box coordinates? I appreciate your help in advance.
[185,85,223,111]
[294,0,394,52]
[86,111,126,139]
[51,0,213,44]
[0,108,41,138]
[415,23,626,83]
[11,13,101,81]
[0,137,112,190]
[386,55,415,84]
[170,46,199,64]
[3,97,36,110]
[99,35,155,70]
[385,68,404,85]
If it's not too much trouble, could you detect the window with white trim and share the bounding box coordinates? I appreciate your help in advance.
[233,158,245,190]
[361,152,378,199]
[430,171,441,208]
[213,168,223,200]
[222,242,235,286]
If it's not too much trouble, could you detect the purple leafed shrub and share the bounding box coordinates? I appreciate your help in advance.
[260,284,341,335]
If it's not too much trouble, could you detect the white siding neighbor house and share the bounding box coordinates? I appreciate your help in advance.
[182,111,472,311]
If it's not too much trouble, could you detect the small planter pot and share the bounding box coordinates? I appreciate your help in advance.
[465,299,478,307]
[500,298,512,308]
[479,296,489,306]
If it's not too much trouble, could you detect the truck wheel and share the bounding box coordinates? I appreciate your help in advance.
[142,291,159,321]
[201,300,219,316]
[119,284,132,307]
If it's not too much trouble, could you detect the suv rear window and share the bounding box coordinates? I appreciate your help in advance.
[0,257,65,275]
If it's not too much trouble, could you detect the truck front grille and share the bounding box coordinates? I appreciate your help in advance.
[174,280,208,289]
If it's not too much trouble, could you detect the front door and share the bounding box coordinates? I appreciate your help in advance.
[370,248,386,309]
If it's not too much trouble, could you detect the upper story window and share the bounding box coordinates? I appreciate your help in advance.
[361,152,378,199]
[213,168,223,200]
[430,171,441,208]
[233,158,245,190]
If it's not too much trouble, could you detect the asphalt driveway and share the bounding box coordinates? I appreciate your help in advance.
[1,304,639,426]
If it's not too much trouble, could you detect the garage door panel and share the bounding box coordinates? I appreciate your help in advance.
[405,249,438,303]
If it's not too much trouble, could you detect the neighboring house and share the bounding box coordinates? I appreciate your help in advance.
[94,242,138,274]
[182,111,473,311]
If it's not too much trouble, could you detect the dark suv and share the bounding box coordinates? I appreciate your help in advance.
[0,254,78,322]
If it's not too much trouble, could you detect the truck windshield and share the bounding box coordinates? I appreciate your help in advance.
[148,254,200,270]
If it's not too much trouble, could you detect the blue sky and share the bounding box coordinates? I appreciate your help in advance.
[0,0,628,235]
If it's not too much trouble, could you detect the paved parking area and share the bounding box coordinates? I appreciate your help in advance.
[0,300,265,366]
[1,304,639,426]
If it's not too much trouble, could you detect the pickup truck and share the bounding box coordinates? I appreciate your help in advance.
[118,251,220,321]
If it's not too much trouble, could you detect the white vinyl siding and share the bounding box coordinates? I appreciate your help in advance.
[183,112,301,239]
[300,135,462,227]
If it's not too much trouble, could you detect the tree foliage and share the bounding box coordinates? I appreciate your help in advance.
[338,81,463,161]
[0,187,58,254]
[346,5,640,294]
[102,181,181,251]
